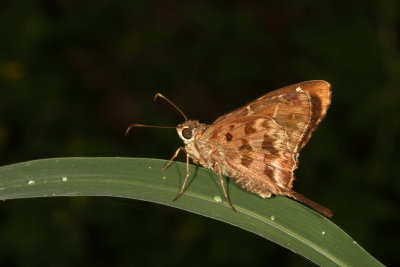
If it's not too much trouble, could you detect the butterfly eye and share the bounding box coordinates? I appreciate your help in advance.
[182,127,193,139]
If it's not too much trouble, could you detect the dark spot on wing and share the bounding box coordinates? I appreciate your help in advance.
[225,132,233,141]
[264,165,274,178]
[262,134,279,155]
[239,138,253,151]
[244,121,256,135]
[241,155,253,168]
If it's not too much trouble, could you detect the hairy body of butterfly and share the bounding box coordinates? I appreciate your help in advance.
[175,80,332,217]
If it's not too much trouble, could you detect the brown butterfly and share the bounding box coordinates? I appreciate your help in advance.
[127,80,333,217]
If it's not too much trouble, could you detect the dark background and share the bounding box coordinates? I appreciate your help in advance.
[1,1,399,266]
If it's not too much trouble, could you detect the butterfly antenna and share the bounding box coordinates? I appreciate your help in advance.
[154,93,188,121]
[125,123,175,136]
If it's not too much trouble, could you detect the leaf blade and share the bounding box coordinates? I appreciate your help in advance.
[0,157,383,266]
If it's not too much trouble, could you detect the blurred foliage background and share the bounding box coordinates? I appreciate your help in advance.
[0,0,399,266]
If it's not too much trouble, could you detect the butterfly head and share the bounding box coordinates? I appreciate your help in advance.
[176,120,201,144]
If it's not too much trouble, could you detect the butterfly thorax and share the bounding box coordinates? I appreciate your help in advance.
[176,120,218,170]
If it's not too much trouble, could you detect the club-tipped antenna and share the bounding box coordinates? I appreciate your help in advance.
[154,93,188,121]
[125,123,176,136]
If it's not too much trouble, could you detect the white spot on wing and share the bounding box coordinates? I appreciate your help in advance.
[272,106,278,118]
[246,105,254,115]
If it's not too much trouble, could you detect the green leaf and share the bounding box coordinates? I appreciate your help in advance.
[0,157,383,266]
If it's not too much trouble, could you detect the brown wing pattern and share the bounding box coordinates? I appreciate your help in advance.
[213,80,331,151]
[214,81,330,123]
[201,80,331,199]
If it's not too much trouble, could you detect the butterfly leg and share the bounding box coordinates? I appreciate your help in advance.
[161,146,185,171]
[215,163,236,211]
[173,152,191,201]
